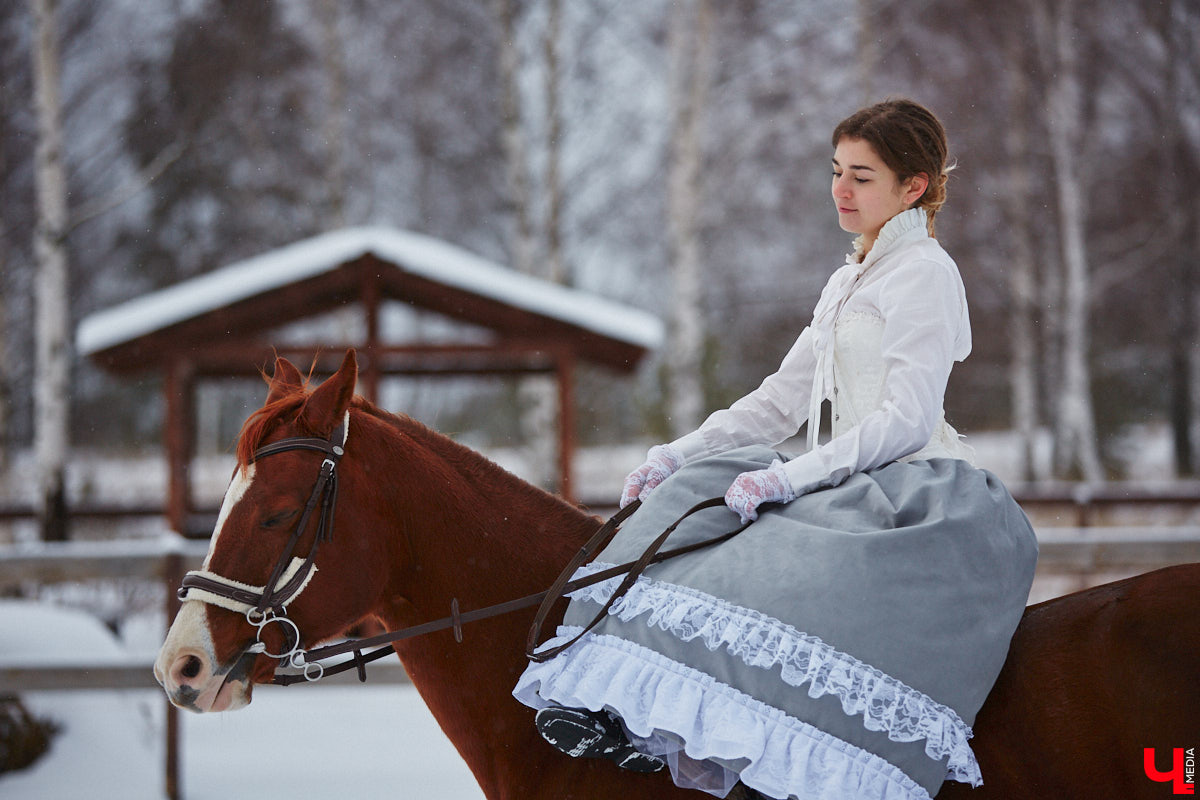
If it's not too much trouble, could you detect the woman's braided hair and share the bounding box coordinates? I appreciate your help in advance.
[832,99,952,237]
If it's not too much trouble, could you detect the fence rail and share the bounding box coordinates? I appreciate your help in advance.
[1034,526,1200,571]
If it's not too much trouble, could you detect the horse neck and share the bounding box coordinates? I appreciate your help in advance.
[363,408,596,602]
[353,407,599,784]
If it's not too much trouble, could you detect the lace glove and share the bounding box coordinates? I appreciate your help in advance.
[724,459,797,524]
[620,444,687,508]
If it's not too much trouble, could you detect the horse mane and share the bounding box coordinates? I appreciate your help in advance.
[351,397,587,520]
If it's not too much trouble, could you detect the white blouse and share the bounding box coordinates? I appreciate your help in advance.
[671,208,973,497]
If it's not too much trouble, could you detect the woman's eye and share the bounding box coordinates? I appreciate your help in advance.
[832,171,867,184]
[261,510,298,529]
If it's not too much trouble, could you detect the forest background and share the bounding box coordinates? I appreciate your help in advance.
[2,0,1198,537]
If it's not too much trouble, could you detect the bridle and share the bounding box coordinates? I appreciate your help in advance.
[177,413,348,681]
[175,408,753,687]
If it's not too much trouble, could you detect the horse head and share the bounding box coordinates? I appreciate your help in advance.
[155,350,392,712]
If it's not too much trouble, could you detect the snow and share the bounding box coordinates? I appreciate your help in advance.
[75,226,664,357]
[7,686,488,800]
[0,600,486,799]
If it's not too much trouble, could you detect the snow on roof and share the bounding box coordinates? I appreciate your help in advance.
[76,226,664,357]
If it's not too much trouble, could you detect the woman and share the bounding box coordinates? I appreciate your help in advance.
[514,99,1037,800]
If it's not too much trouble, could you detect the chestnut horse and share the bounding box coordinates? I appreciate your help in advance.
[156,351,1198,800]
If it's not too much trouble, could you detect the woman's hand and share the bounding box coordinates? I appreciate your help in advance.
[725,459,796,524]
[620,444,686,507]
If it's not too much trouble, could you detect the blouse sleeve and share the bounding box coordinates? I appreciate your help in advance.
[779,257,967,496]
[670,326,818,462]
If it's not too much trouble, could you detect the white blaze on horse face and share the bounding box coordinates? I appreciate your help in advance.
[204,463,256,569]
[155,465,258,711]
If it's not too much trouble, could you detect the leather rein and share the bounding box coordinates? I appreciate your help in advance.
[176,417,750,687]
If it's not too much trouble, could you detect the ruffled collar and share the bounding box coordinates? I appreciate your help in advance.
[847,208,929,269]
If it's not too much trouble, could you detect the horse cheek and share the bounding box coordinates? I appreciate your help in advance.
[250,652,279,684]
[203,605,252,669]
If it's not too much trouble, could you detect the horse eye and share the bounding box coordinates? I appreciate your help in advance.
[261,509,299,530]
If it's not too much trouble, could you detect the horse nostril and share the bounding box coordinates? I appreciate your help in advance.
[180,655,203,680]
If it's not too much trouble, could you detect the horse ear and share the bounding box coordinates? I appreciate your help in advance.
[300,350,358,433]
[266,357,305,405]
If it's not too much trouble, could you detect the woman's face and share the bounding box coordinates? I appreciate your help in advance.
[831,137,927,249]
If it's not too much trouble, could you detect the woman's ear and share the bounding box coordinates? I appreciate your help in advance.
[902,173,929,206]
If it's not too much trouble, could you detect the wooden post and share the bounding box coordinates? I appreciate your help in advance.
[556,350,575,504]
[362,268,381,404]
[163,546,184,800]
[165,360,195,535]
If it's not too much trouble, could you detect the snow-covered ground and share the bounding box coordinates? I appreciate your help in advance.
[0,601,485,800]
[7,686,487,800]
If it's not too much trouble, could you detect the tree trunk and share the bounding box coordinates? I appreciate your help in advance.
[317,0,348,229]
[494,0,536,277]
[1042,0,1103,482]
[665,0,714,439]
[1160,0,1196,477]
[30,0,70,541]
[493,0,558,488]
[1002,10,1040,482]
[543,0,566,285]
[856,0,878,104]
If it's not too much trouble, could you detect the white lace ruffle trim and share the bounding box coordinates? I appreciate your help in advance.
[515,628,933,800]
[562,561,982,786]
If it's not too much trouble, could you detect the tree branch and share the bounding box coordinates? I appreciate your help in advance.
[66,138,187,234]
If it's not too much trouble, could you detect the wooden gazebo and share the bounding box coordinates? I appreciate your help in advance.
[76,227,662,535]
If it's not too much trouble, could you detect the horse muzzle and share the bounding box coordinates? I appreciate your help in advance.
[155,600,266,713]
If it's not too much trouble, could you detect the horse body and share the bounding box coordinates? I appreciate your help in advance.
[157,351,1197,800]
[936,562,1200,800]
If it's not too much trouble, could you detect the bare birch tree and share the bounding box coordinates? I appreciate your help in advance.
[1038,0,1104,481]
[1156,0,1197,476]
[495,0,536,277]
[665,0,714,439]
[1001,10,1041,482]
[30,0,70,540]
[317,0,348,229]
[493,0,558,487]
[542,0,566,285]
[856,0,879,104]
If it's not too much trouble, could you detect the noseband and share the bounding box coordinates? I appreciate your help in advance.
[177,414,348,679]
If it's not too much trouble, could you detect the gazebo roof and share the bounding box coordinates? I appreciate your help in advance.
[76,226,663,374]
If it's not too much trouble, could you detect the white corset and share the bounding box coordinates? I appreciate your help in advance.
[831,311,975,464]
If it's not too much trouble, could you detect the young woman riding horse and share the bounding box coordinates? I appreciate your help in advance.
[517,99,1039,799]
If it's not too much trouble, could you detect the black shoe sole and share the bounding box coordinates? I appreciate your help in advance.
[535,706,665,773]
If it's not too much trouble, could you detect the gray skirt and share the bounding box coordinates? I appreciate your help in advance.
[514,446,1038,800]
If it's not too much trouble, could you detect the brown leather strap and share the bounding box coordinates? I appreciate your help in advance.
[277,498,750,685]
[524,499,641,660]
[525,496,747,663]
